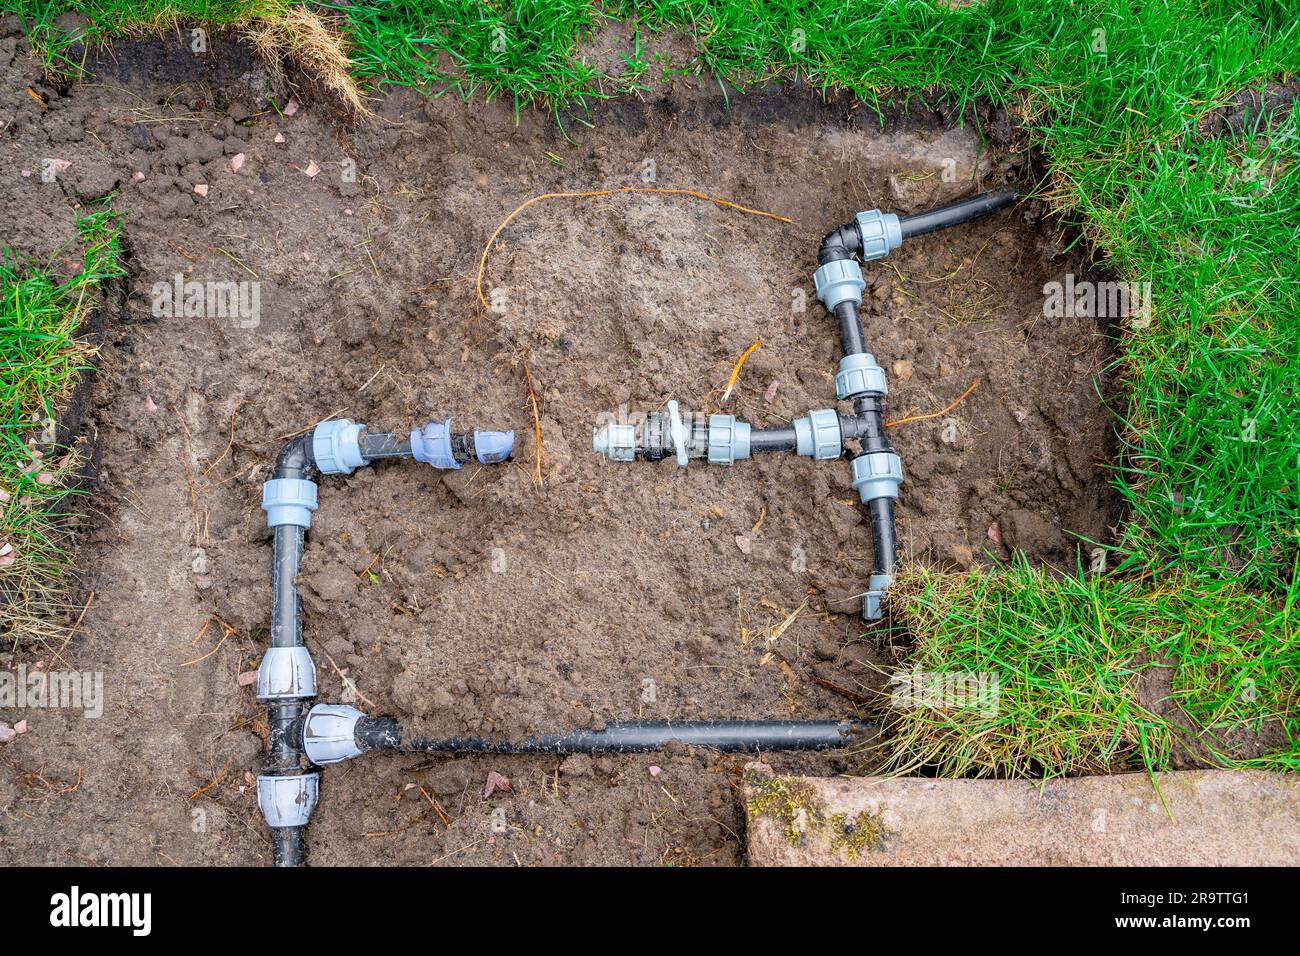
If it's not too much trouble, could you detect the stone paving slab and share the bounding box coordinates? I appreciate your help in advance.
[743,764,1300,866]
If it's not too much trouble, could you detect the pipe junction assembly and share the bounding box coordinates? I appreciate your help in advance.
[252,189,1016,867]
[592,189,1020,619]
[255,416,877,866]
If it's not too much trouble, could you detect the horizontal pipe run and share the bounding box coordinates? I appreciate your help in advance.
[898,188,1020,240]
[358,431,413,460]
[354,719,879,755]
[750,427,798,453]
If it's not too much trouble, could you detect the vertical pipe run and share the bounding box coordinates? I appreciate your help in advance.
[832,299,867,357]
[270,525,304,648]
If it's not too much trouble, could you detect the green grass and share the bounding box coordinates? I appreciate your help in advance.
[0,200,122,647]
[889,562,1297,776]
[13,0,285,75]
[5,0,1298,771]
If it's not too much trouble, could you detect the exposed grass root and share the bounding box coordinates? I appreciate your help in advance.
[248,7,369,117]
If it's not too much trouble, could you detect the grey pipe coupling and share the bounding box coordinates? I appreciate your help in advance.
[302,703,365,765]
[257,773,319,828]
[813,258,866,311]
[592,422,636,462]
[851,451,904,503]
[794,409,842,460]
[256,645,317,700]
[707,414,752,465]
[835,352,888,399]
[854,208,903,261]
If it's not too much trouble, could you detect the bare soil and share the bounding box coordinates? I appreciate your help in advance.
[0,26,1118,865]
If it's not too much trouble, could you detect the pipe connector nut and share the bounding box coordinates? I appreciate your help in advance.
[312,419,366,475]
[302,703,365,765]
[812,258,866,312]
[854,208,903,262]
[257,773,319,829]
[863,572,894,621]
[835,352,888,399]
[256,645,317,700]
[706,414,752,466]
[794,409,842,460]
[592,423,636,462]
[261,478,318,529]
[410,418,460,469]
[851,451,904,503]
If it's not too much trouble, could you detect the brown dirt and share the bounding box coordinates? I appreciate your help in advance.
[0,26,1118,865]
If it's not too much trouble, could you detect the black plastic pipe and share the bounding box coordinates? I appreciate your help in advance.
[750,427,798,453]
[832,300,867,358]
[898,188,1020,239]
[353,718,879,755]
[359,431,413,460]
[265,436,318,868]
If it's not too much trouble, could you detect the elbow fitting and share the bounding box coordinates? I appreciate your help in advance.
[818,222,861,263]
[273,433,315,480]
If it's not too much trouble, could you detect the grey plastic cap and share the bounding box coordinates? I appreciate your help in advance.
[261,478,318,529]
[850,451,904,503]
[706,414,752,465]
[863,572,894,621]
[312,419,366,475]
[835,352,888,399]
[410,418,460,469]
[793,409,842,460]
[813,258,866,311]
[302,703,365,766]
[592,422,636,462]
[256,645,317,701]
[854,208,903,261]
[474,429,514,464]
[257,773,319,828]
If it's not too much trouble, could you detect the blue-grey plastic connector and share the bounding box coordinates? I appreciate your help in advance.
[257,773,319,828]
[850,451,904,503]
[261,478,319,529]
[706,414,752,465]
[592,423,636,462]
[302,703,365,766]
[474,430,514,464]
[256,645,317,700]
[793,409,842,460]
[863,572,894,621]
[835,352,888,399]
[410,418,460,470]
[812,258,866,311]
[854,208,903,261]
[312,418,366,475]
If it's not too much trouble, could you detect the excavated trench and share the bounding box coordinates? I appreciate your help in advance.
[0,28,1121,865]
